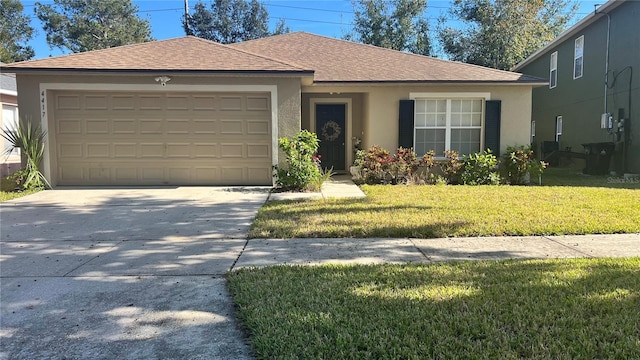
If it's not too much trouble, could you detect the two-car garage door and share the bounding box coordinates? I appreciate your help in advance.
[52,90,273,186]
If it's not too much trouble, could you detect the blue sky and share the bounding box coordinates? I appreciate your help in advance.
[20,0,601,60]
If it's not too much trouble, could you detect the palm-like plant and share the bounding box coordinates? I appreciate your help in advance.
[1,120,50,189]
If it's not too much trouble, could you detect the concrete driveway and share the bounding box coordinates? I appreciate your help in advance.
[0,187,269,359]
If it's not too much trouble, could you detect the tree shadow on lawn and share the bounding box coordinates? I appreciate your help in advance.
[251,199,467,238]
[230,258,640,359]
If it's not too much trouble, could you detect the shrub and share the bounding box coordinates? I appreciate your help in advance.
[274,130,326,191]
[356,145,434,185]
[460,150,501,185]
[0,120,50,190]
[501,145,548,185]
[439,150,463,185]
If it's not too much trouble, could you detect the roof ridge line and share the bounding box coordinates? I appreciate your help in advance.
[265,32,529,77]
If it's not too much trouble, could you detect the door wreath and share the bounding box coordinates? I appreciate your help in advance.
[321,120,342,142]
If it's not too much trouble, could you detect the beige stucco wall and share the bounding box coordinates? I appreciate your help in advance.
[303,84,534,155]
[15,72,302,185]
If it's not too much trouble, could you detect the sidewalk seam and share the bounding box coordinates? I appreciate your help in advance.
[61,240,125,277]
[542,236,595,258]
[409,239,432,261]
[229,238,250,272]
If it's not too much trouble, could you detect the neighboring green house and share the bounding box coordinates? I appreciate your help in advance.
[514,0,639,175]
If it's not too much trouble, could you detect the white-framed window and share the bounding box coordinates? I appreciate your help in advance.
[414,98,483,156]
[555,116,563,142]
[574,36,584,79]
[1,105,21,161]
[550,51,558,89]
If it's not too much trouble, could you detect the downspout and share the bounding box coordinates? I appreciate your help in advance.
[595,5,611,131]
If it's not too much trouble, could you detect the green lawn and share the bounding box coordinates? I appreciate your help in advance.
[0,189,40,202]
[229,258,640,359]
[250,183,640,238]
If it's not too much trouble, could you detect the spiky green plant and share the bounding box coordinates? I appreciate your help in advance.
[1,120,50,189]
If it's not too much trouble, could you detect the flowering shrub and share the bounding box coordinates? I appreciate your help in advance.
[353,145,543,186]
[440,150,463,185]
[355,145,434,184]
[275,130,325,191]
[501,145,547,185]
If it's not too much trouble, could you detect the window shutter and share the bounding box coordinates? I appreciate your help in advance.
[398,100,415,149]
[484,100,501,155]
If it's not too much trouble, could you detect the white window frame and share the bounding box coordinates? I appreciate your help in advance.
[555,116,563,142]
[573,36,584,79]
[550,51,558,89]
[1,105,21,161]
[410,92,490,157]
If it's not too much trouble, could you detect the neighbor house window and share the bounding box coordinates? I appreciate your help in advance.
[574,36,584,79]
[550,51,558,89]
[1,105,20,160]
[555,116,563,143]
[414,98,483,156]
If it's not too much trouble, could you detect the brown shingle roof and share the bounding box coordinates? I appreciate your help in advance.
[230,32,543,83]
[2,36,311,73]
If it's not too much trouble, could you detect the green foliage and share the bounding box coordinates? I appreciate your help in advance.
[34,0,153,53]
[0,0,35,62]
[229,259,640,359]
[356,145,434,184]
[501,145,548,185]
[275,130,325,191]
[1,120,50,190]
[438,0,577,70]
[346,0,431,55]
[439,150,463,185]
[185,0,288,43]
[461,149,500,185]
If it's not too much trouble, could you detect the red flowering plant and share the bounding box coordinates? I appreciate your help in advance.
[356,145,435,184]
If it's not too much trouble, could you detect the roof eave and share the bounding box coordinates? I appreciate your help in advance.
[311,80,548,86]
[0,67,314,76]
[513,0,624,71]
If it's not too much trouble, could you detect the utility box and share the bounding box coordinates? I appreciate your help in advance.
[582,142,615,175]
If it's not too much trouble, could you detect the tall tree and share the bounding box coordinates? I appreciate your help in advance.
[34,0,153,53]
[346,0,432,56]
[185,0,288,44]
[0,0,35,63]
[438,0,577,70]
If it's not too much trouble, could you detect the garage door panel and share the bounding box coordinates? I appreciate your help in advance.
[56,95,81,110]
[86,143,110,158]
[58,119,82,134]
[54,90,272,185]
[84,95,108,110]
[86,119,109,134]
[113,119,137,134]
[113,143,137,158]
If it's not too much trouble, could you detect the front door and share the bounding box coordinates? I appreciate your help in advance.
[316,104,346,171]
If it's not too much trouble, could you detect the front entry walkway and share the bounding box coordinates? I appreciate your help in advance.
[268,175,366,201]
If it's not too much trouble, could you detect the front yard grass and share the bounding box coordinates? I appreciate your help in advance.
[250,183,640,238]
[0,188,40,202]
[229,258,640,359]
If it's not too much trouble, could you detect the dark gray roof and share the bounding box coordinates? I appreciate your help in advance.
[1,62,17,93]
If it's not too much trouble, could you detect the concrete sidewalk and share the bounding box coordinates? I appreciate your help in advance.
[234,233,640,268]
[268,175,366,201]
